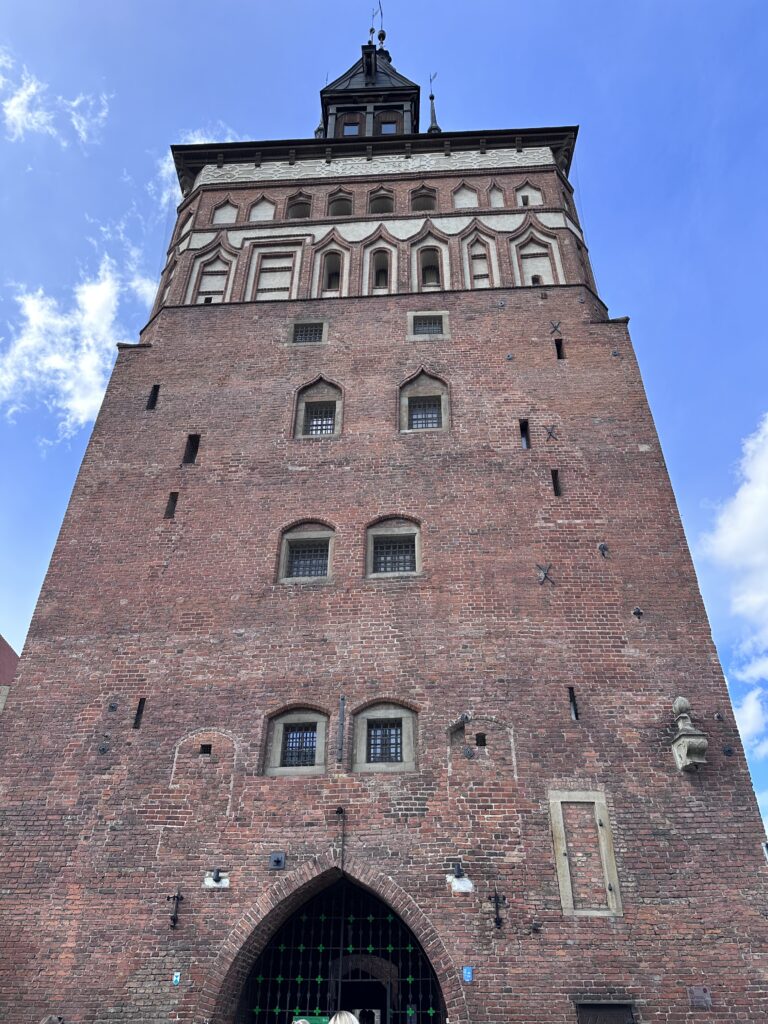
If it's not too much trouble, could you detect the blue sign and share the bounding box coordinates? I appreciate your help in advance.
[172,971,181,987]
[462,966,474,983]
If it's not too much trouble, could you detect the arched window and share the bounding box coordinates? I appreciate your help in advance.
[399,371,449,432]
[322,251,342,294]
[287,193,311,219]
[468,239,491,289]
[279,522,335,581]
[294,378,342,438]
[352,702,417,772]
[369,189,394,214]
[328,191,353,217]
[372,249,390,292]
[419,247,441,290]
[265,708,329,776]
[411,187,437,212]
[366,517,421,577]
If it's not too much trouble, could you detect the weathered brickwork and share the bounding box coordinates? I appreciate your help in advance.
[1,41,766,1024]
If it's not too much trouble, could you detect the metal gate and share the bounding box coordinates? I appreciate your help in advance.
[236,879,445,1024]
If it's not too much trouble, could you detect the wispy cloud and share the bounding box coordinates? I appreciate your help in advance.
[148,122,243,210]
[703,412,768,755]
[0,257,129,436]
[0,48,110,145]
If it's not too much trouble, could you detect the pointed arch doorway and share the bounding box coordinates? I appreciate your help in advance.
[235,878,446,1024]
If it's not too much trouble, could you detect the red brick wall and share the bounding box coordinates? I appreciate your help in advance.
[1,247,766,1022]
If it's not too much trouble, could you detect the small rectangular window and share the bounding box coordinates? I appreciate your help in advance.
[519,419,530,449]
[182,433,200,464]
[372,535,416,574]
[304,401,336,436]
[521,194,530,206]
[380,122,397,134]
[287,539,330,578]
[293,322,325,344]
[164,492,178,519]
[281,723,318,767]
[146,384,160,410]
[408,396,442,430]
[343,124,359,136]
[475,733,487,747]
[576,1005,635,1024]
[555,338,565,360]
[366,719,403,763]
[412,314,444,336]
[551,469,562,497]
[132,697,146,729]
[199,743,212,755]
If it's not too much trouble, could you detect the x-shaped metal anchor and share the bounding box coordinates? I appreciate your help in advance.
[545,424,558,441]
[536,564,555,586]
[550,321,562,335]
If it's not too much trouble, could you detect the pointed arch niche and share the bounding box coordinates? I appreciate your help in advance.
[185,247,237,304]
[362,232,399,295]
[311,235,352,298]
[233,876,447,1024]
[410,231,450,293]
[460,229,500,289]
[211,199,239,225]
[509,226,565,287]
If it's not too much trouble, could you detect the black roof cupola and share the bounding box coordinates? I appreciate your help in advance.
[319,29,420,139]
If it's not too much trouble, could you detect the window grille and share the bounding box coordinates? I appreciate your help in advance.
[280,722,318,767]
[293,322,324,344]
[408,396,442,429]
[304,401,336,436]
[366,718,403,762]
[372,535,416,574]
[412,314,444,336]
[287,539,329,578]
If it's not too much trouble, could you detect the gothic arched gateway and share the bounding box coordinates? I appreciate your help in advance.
[235,879,446,1024]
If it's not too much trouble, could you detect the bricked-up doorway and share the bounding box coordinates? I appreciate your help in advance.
[235,879,445,1024]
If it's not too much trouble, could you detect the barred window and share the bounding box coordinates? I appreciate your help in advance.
[408,396,442,430]
[280,723,318,767]
[366,719,403,763]
[413,315,444,336]
[267,709,328,776]
[293,322,325,344]
[287,539,330,578]
[304,401,336,436]
[373,535,416,574]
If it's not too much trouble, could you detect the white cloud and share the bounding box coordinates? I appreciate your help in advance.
[704,412,768,757]
[62,92,110,143]
[149,122,243,210]
[3,70,58,141]
[0,51,110,144]
[0,257,130,437]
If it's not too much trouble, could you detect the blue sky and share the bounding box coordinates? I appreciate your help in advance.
[1,1,767,825]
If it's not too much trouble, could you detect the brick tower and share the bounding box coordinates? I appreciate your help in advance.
[1,30,766,1024]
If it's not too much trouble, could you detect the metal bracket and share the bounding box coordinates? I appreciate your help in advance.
[488,887,507,929]
[536,564,555,586]
[166,887,183,929]
[545,424,558,441]
[549,321,562,335]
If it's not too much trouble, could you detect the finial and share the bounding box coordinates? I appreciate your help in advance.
[671,695,709,771]
[428,72,441,134]
[378,28,387,46]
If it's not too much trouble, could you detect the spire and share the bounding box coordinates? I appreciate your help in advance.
[427,72,441,134]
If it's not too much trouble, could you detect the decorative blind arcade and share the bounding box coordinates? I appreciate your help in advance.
[237,879,445,1024]
[256,252,295,300]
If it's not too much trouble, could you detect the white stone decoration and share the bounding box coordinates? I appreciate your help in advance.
[195,146,556,188]
[671,696,709,771]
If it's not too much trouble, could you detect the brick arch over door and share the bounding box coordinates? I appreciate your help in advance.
[199,850,469,1024]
